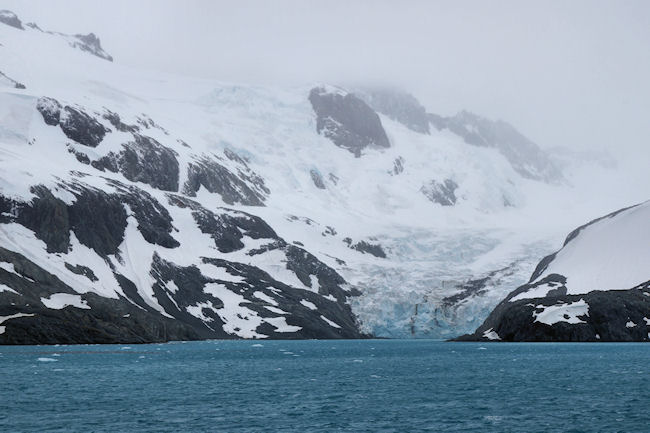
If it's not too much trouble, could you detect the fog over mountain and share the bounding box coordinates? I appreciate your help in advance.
[6,0,650,160]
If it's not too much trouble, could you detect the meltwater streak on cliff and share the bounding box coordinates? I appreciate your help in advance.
[2,340,650,432]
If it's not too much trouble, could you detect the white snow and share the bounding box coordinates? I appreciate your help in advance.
[300,299,317,310]
[482,328,501,340]
[532,202,650,294]
[0,312,35,334]
[40,293,90,310]
[204,284,301,338]
[626,321,637,328]
[253,291,278,306]
[263,317,302,333]
[264,306,287,315]
[532,299,589,325]
[165,281,180,294]
[320,315,342,329]
[509,281,563,302]
[0,283,18,294]
[0,261,25,279]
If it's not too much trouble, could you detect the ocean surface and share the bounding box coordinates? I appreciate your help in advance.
[1,340,648,432]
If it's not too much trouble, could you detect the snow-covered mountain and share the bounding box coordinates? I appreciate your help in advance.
[460,200,650,341]
[0,11,629,343]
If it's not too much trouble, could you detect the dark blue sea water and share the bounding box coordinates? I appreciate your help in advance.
[1,340,649,432]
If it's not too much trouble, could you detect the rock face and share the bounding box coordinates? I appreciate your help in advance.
[457,201,650,341]
[343,238,387,258]
[309,169,326,189]
[0,10,23,30]
[0,180,366,343]
[358,88,430,134]
[183,156,268,206]
[95,135,180,192]
[309,87,390,157]
[71,33,113,62]
[36,99,110,148]
[429,110,561,182]
[0,91,366,343]
[421,179,458,206]
[0,71,26,89]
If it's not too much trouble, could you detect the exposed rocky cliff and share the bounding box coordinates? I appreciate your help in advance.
[457,201,650,341]
[309,86,390,157]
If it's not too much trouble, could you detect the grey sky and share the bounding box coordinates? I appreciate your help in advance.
[4,0,650,157]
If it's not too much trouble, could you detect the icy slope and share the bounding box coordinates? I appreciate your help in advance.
[0,10,609,341]
[461,201,650,341]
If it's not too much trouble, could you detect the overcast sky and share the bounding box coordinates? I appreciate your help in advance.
[4,0,650,156]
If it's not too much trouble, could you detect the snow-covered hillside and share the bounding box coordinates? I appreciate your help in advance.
[461,201,650,341]
[0,10,637,342]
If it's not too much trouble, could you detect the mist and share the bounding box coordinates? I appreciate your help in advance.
[5,0,650,160]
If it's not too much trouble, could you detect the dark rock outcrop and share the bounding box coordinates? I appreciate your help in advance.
[309,87,390,157]
[456,283,650,342]
[0,10,23,30]
[0,247,202,345]
[8,186,71,254]
[36,97,62,126]
[183,156,267,206]
[0,70,26,89]
[95,135,180,192]
[70,33,113,62]
[457,202,650,342]
[60,106,109,147]
[391,156,405,175]
[343,238,387,258]
[0,187,366,343]
[429,110,561,182]
[168,195,276,253]
[421,179,458,206]
[103,110,139,133]
[110,181,179,248]
[358,88,430,134]
[1,183,127,257]
[64,263,98,282]
[67,186,128,257]
[310,169,326,189]
[37,97,109,147]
